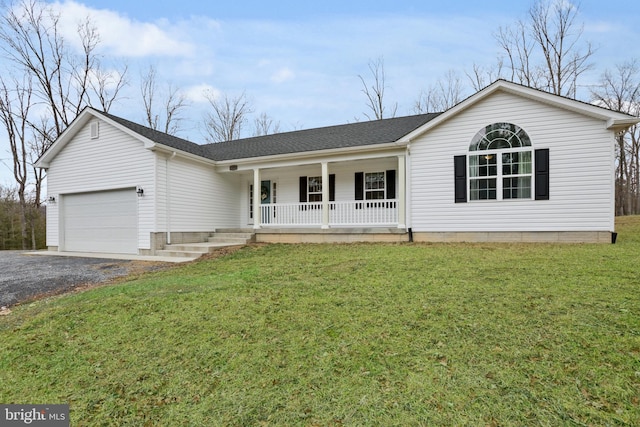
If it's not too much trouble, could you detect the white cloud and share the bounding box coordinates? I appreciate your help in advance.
[184,83,219,103]
[271,67,295,84]
[51,1,196,57]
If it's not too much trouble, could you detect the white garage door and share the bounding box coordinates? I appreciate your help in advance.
[63,189,138,254]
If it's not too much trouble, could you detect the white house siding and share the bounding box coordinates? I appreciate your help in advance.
[45,118,156,250]
[45,197,59,249]
[410,91,615,232]
[163,155,240,232]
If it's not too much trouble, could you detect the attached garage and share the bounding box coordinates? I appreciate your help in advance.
[62,188,138,254]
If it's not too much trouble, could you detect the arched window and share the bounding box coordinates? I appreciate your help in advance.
[468,123,533,200]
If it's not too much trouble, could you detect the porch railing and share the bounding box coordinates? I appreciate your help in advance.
[259,200,398,227]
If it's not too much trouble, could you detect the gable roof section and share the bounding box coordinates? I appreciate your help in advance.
[36,107,208,168]
[101,111,208,158]
[203,113,440,161]
[399,79,640,143]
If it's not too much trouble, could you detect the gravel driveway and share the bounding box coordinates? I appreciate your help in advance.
[0,251,169,307]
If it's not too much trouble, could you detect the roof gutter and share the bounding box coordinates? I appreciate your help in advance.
[145,142,217,166]
[606,117,640,132]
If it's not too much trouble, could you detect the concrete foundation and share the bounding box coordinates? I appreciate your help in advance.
[144,231,215,255]
[412,231,613,244]
[53,228,614,256]
[255,228,409,243]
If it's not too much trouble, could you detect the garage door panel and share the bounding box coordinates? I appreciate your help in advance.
[63,189,138,254]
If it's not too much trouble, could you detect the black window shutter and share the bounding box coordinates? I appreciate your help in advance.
[329,174,336,201]
[355,172,364,200]
[386,170,396,199]
[535,149,549,200]
[454,155,467,203]
[299,176,307,202]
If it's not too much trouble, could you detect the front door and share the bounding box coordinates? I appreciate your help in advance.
[261,180,271,204]
[261,180,272,224]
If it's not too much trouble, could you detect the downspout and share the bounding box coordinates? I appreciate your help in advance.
[166,152,176,245]
[405,143,412,234]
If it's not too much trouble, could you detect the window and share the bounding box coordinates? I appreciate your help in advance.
[365,172,385,200]
[272,182,277,204]
[468,123,532,201]
[307,176,323,202]
[299,175,335,204]
[355,170,396,208]
[249,184,253,219]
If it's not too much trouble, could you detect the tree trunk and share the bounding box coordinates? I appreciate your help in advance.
[18,193,28,250]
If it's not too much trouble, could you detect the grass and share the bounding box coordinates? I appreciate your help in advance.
[2,219,640,426]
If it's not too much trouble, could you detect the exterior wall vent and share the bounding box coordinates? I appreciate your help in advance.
[90,122,99,139]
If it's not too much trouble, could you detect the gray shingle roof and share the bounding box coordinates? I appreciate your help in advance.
[100,110,209,158]
[100,108,440,162]
[202,113,440,161]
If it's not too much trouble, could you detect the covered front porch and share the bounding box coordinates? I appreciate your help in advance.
[257,200,399,227]
[243,153,408,230]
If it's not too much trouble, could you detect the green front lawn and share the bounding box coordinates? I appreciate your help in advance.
[2,219,640,426]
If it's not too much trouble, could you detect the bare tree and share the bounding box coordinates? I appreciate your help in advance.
[494,0,593,97]
[0,0,127,173]
[591,61,640,215]
[203,91,253,143]
[77,17,127,113]
[253,112,281,137]
[0,0,126,142]
[414,70,465,113]
[495,19,541,89]
[358,57,397,120]
[90,64,128,114]
[466,61,505,92]
[140,65,188,136]
[28,114,51,208]
[0,76,32,249]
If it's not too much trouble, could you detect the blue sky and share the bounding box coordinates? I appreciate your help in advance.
[1,0,640,185]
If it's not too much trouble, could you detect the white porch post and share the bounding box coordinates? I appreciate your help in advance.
[253,168,261,229]
[321,161,330,229]
[398,155,406,229]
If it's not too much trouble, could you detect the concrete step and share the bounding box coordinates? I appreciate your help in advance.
[157,238,252,259]
[160,242,239,254]
[154,250,203,259]
[208,232,255,244]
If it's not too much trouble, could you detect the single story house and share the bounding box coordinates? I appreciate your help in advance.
[36,80,640,255]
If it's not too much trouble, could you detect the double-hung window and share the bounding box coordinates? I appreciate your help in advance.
[299,175,335,205]
[355,170,396,208]
[468,123,533,201]
[365,172,385,200]
[307,176,323,202]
